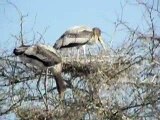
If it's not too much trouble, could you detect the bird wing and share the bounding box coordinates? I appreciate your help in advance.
[66,25,92,34]
[24,44,61,67]
[54,27,93,49]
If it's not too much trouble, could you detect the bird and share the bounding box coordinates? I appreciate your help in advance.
[53,25,106,59]
[13,44,66,98]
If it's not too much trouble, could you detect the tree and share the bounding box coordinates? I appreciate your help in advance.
[0,0,160,119]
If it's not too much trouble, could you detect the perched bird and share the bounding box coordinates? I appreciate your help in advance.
[53,26,106,59]
[13,44,66,98]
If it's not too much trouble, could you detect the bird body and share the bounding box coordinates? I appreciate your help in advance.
[54,25,106,49]
[14,44,61,68]
[13,44,66,97]
[66,26,92,33]
[53,26,106,60]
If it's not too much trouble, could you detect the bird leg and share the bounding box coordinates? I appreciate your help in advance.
[82,45,87,63]
[71,48,74,62]
[88,47,92,63]
[76,48,80,61]
[37,70,48,111]
[44,68,49,111]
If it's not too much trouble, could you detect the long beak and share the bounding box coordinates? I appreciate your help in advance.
[98,36,106,51]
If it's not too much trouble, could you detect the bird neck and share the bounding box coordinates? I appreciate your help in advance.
[93,35,99,43]
[54,73,66,94]
[50,65,66,95]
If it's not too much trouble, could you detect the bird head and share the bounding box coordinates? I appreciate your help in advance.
[93,27,106,50]
[93,27,101,37]
[13,45,30,55]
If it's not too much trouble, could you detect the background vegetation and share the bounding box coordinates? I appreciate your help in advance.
[0,0,160,119]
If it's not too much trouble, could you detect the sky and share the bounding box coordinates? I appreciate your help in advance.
[0,1,159,119]
[0,0,157,52]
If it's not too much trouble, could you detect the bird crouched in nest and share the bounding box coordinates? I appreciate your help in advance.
[13,44,66,98]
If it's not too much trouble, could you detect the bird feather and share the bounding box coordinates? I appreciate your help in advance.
[24,44,61,66]
[54,26,94,49]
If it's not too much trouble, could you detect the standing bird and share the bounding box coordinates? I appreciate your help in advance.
[53,26,106,59]
[13,44,66,98]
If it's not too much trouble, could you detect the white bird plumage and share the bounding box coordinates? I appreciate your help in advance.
[13,44,66,97]
[53,25,106,59]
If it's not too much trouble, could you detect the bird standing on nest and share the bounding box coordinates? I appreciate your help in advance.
[53,26,106,59]
[13,44,66,98]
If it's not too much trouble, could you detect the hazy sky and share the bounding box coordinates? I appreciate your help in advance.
[0,0,154,51]
[0,1,159,119]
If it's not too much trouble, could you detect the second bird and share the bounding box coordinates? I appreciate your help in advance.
[53,26,106,58]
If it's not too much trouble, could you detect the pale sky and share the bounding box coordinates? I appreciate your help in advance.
[0,1,159,119]
[0,0,156,51]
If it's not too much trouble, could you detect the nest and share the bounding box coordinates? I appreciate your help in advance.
[62,55,132,79]
[62,61,99,76]
[16,108,54,120]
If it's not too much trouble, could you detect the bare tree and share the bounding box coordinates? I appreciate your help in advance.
[0,0,160,120]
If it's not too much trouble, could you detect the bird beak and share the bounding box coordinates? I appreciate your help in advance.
[98,36,106,51]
